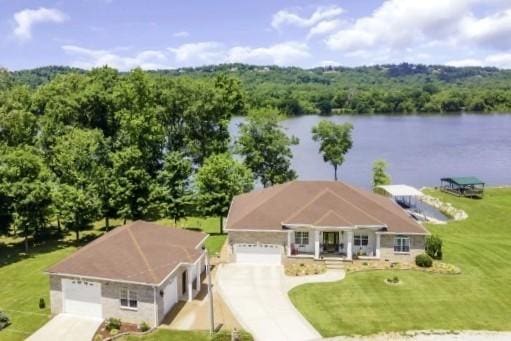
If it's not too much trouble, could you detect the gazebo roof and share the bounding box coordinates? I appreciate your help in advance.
[441,177,485,186]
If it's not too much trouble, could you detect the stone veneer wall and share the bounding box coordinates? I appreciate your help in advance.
[379,234,426,261]
[228,230,288,246]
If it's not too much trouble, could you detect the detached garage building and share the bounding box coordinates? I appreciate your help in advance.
[47,221,207,327]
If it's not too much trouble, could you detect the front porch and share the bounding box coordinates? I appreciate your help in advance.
[287,229,381,260]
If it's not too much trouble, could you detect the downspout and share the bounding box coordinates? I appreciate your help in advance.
[153,286,157,327]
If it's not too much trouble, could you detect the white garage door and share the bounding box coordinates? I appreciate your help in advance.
[62,278,102,319]
[163,277,178,315]
[234,244,282,264]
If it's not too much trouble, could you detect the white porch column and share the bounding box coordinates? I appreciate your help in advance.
[346,230,353,260]
[187,266,194,301]
[375,234,381,258]
[287,231,292,256]
[314,230,320,259]
[195,259,201,291]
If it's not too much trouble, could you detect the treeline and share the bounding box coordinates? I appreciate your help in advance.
[0,67,267,251]
[5,63,511,115]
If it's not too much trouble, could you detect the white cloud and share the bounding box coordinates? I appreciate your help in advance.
[167,41,310,66]
[325,0,471,52]
[62,45,172,70]
[168,41,224,65]
[173,31,190,38]
[226,42,310,65]
[13,7,67,41]
[272,6,344,29]
[447,53,511,69]
[307,19,341,39]
[459,9,511,50]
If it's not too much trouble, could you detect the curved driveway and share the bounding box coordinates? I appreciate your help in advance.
[217,264,344,341]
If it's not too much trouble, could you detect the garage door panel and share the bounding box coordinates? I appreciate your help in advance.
[234,244,282,264]
[163,277,178,315]
[62,279,102,319]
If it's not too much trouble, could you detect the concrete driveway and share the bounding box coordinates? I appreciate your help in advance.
[26,313,102,341]
[217,264,344,341]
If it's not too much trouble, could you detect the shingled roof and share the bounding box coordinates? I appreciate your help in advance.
[226,181,427,234]
[47,221,207,285]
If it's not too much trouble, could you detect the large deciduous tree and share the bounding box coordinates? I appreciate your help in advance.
[184,76,245,165]
[110,147,154,222]
[311,120,353,181]
[236,108,298,187]
[0,147,52,251]
[196,153,253,233]
[150,152,193,224]
[49,128,107,238]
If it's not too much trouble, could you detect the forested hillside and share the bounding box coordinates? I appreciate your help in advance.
[4,63,511,115]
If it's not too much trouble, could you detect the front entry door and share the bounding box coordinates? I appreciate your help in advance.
[323,232,339,253]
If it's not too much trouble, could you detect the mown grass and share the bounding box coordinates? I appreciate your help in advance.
[0,216,226,340]
[289,188,511,336]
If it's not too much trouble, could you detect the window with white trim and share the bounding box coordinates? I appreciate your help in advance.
[394,235,410,252]
[120,288,138,309]
[354,235,369,246]
[294,231,309,245]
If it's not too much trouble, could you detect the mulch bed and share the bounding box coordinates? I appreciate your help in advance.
[95,321,139,340]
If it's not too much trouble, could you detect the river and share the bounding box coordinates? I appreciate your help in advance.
[230,114,511,189]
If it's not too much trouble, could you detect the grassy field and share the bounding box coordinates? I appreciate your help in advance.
[120,329,252,341]
[0,216,226,340]
[289,188,511,336]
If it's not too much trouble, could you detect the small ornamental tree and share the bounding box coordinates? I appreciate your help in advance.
[425,234,443,260]
[372,159,391,189]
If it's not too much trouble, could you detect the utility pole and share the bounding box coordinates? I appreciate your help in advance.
[205,249,215,335]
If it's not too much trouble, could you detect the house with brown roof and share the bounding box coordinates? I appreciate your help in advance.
[226,181,428,264]
[46,221,207,327]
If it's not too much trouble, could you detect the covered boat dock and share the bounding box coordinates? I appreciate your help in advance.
[440,177,485,198]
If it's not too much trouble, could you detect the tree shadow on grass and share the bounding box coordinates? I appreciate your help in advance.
[0,231,101,268]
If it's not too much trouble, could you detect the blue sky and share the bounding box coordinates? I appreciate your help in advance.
[2,0,511,70]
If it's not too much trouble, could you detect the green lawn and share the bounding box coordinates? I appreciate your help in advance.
[289,188,511,336]
[120,329,252,341]
[0,216,226,340]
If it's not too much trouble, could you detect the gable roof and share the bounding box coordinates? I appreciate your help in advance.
[226,181,427,234]
[47,221,207,285]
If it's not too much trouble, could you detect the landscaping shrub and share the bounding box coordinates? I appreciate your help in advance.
[105,317,121,331]
[416,253,433,268]
[426,234,443,260]
[139,321,150,332]
[39,298,46,309]
[0,311,11,330]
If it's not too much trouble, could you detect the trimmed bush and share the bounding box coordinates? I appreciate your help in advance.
[39,298,46,309]
[416,253,433,268]
[426,234,443,260]
[139,321,150,332]
[105,317,121,331]
[0,311,11,330]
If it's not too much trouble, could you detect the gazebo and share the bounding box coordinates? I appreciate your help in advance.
[440,177,485,198]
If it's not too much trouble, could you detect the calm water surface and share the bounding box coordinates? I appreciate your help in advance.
[230,114,511,189]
